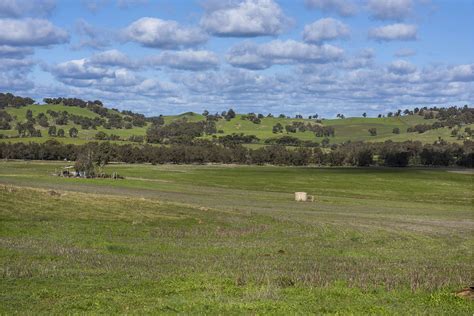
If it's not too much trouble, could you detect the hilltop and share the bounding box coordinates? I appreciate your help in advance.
[0,96,472,147]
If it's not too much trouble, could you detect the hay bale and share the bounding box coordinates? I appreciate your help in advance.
[295,192,307,202]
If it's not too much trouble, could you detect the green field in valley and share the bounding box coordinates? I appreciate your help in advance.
[1,104,471,145]
[0,161,473,313]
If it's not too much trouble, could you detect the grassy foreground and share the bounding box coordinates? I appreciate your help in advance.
[0,162,473,314]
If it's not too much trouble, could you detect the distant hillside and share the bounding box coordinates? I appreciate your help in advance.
[0,95,472,146]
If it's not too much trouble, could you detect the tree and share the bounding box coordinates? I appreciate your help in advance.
[225,109,236,120]
[202,110,209,116]
[26,109,33,120]
[272,123,283,134]
[37,113,49,127]
[69,127,78,138]
[392,127,400,134]
[362,112,367,118]
[74,150,96,177]
[57,128,65,137]
[354,148,373,166]
[95,131,108,140]
[368,128,377,136]
[48,126,57,136]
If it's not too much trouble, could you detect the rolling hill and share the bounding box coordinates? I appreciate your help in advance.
[0,104,472,145]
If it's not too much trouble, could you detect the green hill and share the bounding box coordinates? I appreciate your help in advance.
[0,104,472,145]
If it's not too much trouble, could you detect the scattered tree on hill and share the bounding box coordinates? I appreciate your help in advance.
[26,109,33,120]
[368,128,377,136]
[37,113,49,127]
[392,127,400,134]
[362,112,367,118]
[69,127,79,138]
[0,93,34,109]
[48,126,57,136]
[272,123,284,133]
[0,111,12,129]
[225,109,236,121]
[57,129,65,137]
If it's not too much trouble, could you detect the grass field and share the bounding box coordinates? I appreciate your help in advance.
[0,161,473,313]
[1,105,470,145]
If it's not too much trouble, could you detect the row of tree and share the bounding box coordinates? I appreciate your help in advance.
[0,93,34,109]
[0,139,471,168]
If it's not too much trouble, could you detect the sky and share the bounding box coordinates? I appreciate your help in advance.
[0,0,473,117]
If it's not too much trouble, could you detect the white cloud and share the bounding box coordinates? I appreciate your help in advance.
[394,48,416,57]
[0,18,69,46]
[342,48,375,69]
[303,18,350,44]
[123,17,207,49]
[50,59,114,80]
[0,45,34,58]
[369,23,417,41]
[147,50,219,71]
[0,58,35,72]
[450,64,474,82]
[367,0,413,21]
[227,39,344,69]
[90,49,137,69]
[304,0,356,17]
[388,60,417,74]
[73,19,112,50]
[0,0,56,18]
[200,0,290,37]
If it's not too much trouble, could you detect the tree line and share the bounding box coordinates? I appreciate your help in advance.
[0,139,471,168]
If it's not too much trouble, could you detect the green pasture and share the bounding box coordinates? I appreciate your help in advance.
[0,161,472,313]
[1,105,470,145]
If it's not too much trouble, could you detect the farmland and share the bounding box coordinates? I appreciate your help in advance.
[1,104,471,145]
[1,161,473,314]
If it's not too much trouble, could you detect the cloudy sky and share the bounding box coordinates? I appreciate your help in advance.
[1,0,473,117]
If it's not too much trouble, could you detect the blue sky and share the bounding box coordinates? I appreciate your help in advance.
[0,0,473,117]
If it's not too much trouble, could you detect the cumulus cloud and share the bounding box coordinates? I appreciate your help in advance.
[367,0,413,21]
[48,58,143,90]
[146,50,219,71]
[0,0,56,18]
[200,0,290,37]
[394,48,416,57]
[123,17,207,49]
[0,72,34,90]
[342,48,375,69]
[73,19,112,50]
[0,18,69,46]
[89,49,137,69]
[450,64,474,82]
[369,23,417,41]
[303,18,350,44]
[388,60,416,74]
[0,45,34,58]
[227,39,344,69]
[0,58,35,72]
[50,58,114,80]
[304,0,357,17]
